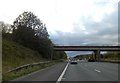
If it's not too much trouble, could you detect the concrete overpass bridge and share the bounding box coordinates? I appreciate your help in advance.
[53,45,120,61]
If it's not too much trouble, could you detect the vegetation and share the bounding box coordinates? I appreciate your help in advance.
[1,11,67,60]
[102,52,120,60]
[12,11,54,59]
[76,52,120,60]
[3,60,62,81]
[2,38,44,73]
[1,11,67,81]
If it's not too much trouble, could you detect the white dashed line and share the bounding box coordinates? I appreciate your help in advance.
[94,69,101,73]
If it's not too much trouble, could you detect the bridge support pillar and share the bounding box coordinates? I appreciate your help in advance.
[97,50,100,61]
[94,50,100,61]
[93,51,96,60]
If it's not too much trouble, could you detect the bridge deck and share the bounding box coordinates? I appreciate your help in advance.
[53,46,120,51]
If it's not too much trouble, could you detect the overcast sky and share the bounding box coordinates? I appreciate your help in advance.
[0,0,119,56]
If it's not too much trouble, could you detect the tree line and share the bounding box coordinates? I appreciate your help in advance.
[1,11,67,60]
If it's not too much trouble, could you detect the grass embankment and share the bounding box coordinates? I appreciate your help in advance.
[82,52,120,61]
[101,52,120,60]
[3,39,45,73]
[3,60,61,81]
[2,39,62,81]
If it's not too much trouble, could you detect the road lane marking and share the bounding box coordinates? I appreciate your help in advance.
[56,63,69,83]
[94,69,101,73]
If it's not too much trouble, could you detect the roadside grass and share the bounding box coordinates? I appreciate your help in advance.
[83,52,120,61]
[103,52,120,60]
[2,38,65,81]
[102,58,119,60]
[2,39,47,74]
[101,53,120,61]
[2,60,63,81]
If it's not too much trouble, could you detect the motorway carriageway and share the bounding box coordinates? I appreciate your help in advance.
[12,60,118,83]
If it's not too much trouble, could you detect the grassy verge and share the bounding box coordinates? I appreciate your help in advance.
[101,52,120,61]
[2,60,63,81]
[101,58,119,60]
[3,39,47,73]
[2,38,65,81]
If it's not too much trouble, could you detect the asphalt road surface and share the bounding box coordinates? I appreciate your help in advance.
[12,60,119,82]
[62,61,118,81]
[13,62,67,81]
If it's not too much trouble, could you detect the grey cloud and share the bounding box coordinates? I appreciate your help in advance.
[49,3,118,56]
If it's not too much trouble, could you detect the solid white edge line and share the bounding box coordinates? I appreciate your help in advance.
[56,62,69,83]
